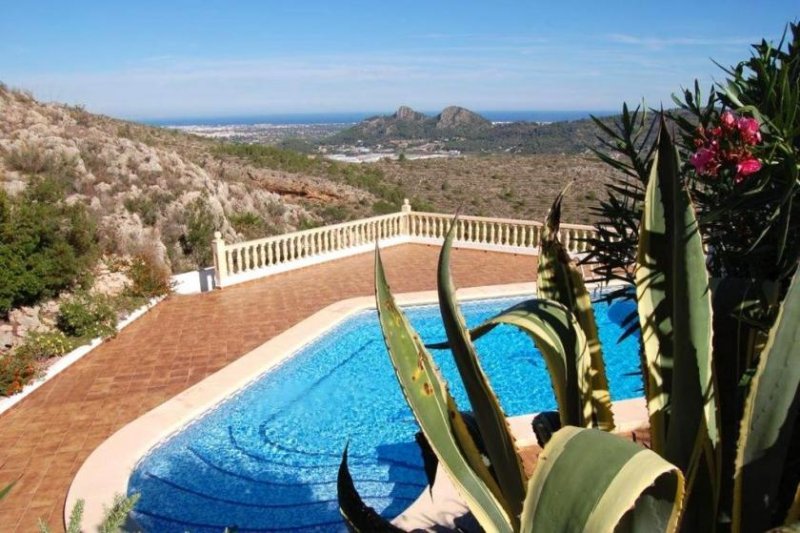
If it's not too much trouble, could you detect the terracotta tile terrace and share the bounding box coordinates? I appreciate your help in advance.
[0,244,540,532]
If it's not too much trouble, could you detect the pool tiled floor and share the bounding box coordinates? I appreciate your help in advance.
[0,245,538,532]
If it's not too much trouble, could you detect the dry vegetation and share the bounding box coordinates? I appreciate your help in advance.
[372,154,616,223]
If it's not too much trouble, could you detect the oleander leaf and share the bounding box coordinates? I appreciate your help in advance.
[521,426,685,533]
[734,268,800,532]
[538,186,615,432]
[437,217,526,525]
[373,246,513,531]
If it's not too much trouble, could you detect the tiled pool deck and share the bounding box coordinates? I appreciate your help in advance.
[0,245,541,532]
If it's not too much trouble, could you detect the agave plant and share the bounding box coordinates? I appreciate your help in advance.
[337,115,800,532]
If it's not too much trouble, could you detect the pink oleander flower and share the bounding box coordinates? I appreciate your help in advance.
[691,111,763,184]
[735,158,762,183]
[720,111,736,128]
[737,117,762,145]
[690,146,717,175]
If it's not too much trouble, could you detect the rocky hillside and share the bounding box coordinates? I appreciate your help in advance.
[0,85,374,274]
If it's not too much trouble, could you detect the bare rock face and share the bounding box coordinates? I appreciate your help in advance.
[8,307,43,331]
[394,106,427,122]
[91,265,131,298]
[0,325,14,352]
[436,106,491,130]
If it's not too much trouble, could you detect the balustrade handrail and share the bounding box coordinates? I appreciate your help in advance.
[410,210,594,230]
[223,211,405,251]
[211,199,600,288]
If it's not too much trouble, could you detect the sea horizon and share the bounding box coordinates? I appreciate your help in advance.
[144,109,618,127]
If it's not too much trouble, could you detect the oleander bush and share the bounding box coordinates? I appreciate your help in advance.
[584,23,799,299]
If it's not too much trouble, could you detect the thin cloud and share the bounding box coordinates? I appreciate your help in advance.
[607,33,755,49]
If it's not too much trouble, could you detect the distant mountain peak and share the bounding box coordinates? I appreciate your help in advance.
[327,105,496,144]
[436,106,490,129]
[393,106,427,121]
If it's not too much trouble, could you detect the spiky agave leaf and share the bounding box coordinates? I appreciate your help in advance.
[337,445,404,532]
[538,186,615,432]
[635,115,719,527]
[438,217,526,525]
[372,246,513,531]
[710,277,780,523]
[430,298,592,429]
[786,484,800,526]
[734,268,800,532]
[520,426,685,533]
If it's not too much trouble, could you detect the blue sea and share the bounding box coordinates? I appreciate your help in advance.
[144,109,617,127]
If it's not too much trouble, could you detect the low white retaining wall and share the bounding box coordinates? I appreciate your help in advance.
[0,296,163,416]
[202,200,598,291]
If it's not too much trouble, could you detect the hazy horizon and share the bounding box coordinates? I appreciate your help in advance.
[142,108,620,126]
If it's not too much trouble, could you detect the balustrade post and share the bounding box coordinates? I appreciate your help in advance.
[400,198,412,237]
[212,231,228,288]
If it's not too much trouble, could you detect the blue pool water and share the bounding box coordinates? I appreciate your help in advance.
[129,296,642,532]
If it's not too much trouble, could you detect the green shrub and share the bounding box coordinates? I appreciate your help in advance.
[127,252,172,298]
[123,193,173,226]
[371,200,396,215]
[410,198,434,212]
[213,142,317,174]
[320,204,351,223]
[297,217,321,230]
[179,197,218,267]
[56,293,117,339]
[229,211,269,239]
[0,177,98,316]
[14,331,76,360]
[0,351,37,396]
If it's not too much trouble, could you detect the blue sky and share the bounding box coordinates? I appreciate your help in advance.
[1,1,796,120]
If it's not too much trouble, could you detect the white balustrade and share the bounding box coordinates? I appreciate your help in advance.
[212,199,598,288]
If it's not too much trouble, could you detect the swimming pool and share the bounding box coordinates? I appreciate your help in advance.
[128,296,642,532]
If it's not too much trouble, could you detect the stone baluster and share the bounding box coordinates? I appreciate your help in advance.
[256,243,264,267]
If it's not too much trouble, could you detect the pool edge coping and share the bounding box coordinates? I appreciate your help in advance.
[67,280,637,530]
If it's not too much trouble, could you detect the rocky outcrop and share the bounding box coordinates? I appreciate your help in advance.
[0,302,58,352]
[394,106,427,122]
[327,105,494,144]
[435,106,491,130]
